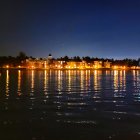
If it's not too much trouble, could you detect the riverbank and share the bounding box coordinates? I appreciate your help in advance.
[0,67,140,70]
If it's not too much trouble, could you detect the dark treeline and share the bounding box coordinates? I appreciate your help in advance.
[0,52,28,67]
[0,52,140,67]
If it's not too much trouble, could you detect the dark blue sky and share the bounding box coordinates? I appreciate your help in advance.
[1,0,140,58]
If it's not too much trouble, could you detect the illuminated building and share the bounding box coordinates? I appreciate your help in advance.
[53,60,66,69]
[94,61,102,69]
[104,61,111,68]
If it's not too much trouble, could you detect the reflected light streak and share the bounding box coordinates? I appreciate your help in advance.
[68,70,71,91]
[123,70,126,91]
[80,70,84,90]
[94,70,98,91]
[31,70,34,94]
[58,70,62,92]
[44,70,47,93]
[105,70,110,75]
[133,70,140,88]
[119,70,126,91]
[119,70,123,88]
[17,70,22,96]
[114,70,118,92]
[133,70,137,87]
[6,70,9,96]
[85,70,90,90]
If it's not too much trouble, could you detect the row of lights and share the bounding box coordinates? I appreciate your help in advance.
[6,65,21,68]
[5,64,140,70]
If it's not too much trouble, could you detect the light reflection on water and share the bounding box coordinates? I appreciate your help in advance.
[6,70,9,97]
[31,70,34,94]
[1,69,140,139]
[17,70,21,96]
[44,70,47,94]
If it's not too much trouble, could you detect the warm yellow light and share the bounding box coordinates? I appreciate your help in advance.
[113,66,118,69]
[18,66,21,68]
[6,65,9,68]
[94,65,98,69]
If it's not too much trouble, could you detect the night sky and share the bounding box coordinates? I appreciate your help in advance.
[1,0,140,59]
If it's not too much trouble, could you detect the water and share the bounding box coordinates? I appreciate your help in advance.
[0,69,140,140]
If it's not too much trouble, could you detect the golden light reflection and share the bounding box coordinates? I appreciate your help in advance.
[85,70,90,90]
[44,70,47,93]
[133,70,136,80]
[132,70,139,87]
[68,70,71,91]
[133,70,137,87]
[105,70,110,75]
[94,70,98,91]
[6,70,9,96]
[58,70,62,92]
[31,70,34,93]
[17,70,22,96]
[119,70,126,91]
[113,70,119,92]
[123,70,126,89]
[80,70,84,90]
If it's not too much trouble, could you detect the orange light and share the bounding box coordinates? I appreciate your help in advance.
[113,66,118,69]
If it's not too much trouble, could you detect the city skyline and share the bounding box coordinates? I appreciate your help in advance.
[1,0,140,59]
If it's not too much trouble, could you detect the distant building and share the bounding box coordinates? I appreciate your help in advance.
[25,58,49,69]
[53,60,66,69]
[94,61,102,69]
[47,54,53,65]
[66,61,81,69]
[48,54,53,60]
[104,61,111,68]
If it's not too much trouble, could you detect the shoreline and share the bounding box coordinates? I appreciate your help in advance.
[0,67,140,70]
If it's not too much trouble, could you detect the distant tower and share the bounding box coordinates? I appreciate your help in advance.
[47,54,53,65]
[48,54,52,60]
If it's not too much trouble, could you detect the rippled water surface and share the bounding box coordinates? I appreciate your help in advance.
[1,69,140,140]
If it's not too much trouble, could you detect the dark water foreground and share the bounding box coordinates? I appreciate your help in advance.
[0,69,140,140]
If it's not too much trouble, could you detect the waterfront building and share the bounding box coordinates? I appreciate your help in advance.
[104,61,111,68]
[94,61,102,69]
[53,60,66,69]
[66,61,81,69]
